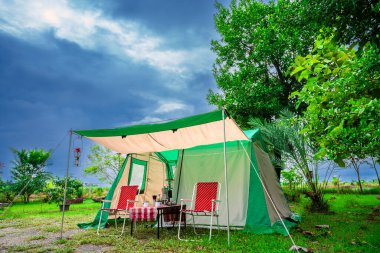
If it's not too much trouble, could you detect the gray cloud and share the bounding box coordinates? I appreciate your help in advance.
[0,0,218,183]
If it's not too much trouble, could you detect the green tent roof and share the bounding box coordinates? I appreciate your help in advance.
[75,110,223,137]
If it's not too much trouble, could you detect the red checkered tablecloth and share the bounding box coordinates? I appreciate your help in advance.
[129,207,157,222]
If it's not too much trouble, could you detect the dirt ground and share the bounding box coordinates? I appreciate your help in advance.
[0,220,113,252]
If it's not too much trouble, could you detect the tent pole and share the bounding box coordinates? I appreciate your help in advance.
[175,150,185,203]
[222,109,230,247]
[60,129,72,239]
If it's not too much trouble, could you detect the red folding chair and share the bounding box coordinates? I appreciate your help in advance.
[177,182,221,241]
[97,185,139,235]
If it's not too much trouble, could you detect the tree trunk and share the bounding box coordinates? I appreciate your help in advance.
[371,158,380,187]
[274,150,282,181]
[374,167,380,187]
[351,157,363,193]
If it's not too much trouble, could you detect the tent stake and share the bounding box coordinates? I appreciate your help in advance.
[60,129,72,239]
[222,109,230,247]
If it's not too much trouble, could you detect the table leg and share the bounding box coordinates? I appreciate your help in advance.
[157,210,160,239]
[130,219,133,236]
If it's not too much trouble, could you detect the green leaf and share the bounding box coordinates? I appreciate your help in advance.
[335,158,346,168]
[298,69,311,82]
[290,66,305,76]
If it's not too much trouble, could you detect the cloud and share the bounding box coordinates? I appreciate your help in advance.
[155,101,193,114]
[0,0,212,76]
[129,116,164,125]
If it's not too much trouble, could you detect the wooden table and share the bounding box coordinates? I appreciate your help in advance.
[129,205,185,239]
[156,205,185,239]
[129,206,157,236]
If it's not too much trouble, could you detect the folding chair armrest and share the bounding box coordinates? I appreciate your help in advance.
[180,199,192,210]
[100,199,112,208]
[127,200,139,203]
[212,199,222,203]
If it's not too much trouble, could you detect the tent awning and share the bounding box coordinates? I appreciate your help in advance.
[74,110,249,154]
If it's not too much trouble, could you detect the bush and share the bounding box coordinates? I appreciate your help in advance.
[283,189,302,203]
[323,187,380,195]
[93,187,106,197]
[45,177,83,205]
[0,180,15,203]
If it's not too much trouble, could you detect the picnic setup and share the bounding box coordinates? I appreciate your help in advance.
[70,110,298,247]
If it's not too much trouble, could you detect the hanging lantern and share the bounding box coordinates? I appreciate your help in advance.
[74,147,81,167]
[72,135,83,167]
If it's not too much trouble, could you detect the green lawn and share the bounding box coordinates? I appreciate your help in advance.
[0,194,379,252]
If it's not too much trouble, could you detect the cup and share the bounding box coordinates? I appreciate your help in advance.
[143,202,149,207]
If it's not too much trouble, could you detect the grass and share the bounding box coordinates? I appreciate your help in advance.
[28,235,47,241]
[0,195,379,252]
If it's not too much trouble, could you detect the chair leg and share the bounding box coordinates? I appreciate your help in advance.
[192,215,198,235]
[97,209,103,235]
[216,215,220,233]
[114,212,118,230]
[209,214,214,240]
[121,214,127,236]
[177,210,183,240]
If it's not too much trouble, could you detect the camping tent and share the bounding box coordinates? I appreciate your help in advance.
[75,110,296,239]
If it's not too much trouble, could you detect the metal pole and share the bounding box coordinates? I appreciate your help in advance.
[60,129,72,239]
[222,109,230,246]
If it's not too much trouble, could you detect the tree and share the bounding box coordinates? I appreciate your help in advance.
[10,149,51,203]
[300,0,380,50]
[209,0,319,126]
[250,111,329,212]
[84,145,123,183]
[367,157,380,187]
[282,168,302,191]
[331,176,341,191]
[290,37,380,175]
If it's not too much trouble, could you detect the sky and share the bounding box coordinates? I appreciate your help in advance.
[0,0,229,184]
[0,0,377,185]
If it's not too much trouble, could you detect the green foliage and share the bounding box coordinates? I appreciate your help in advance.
[323,187,380,195]
[250,111,329,212]
[300,0,380,49]
[46,176,83,205]
[331,176,340,187]
[209,0,319,125]
[282,168,303,190]
[290,37,380,164]
[84,145,122,183]
[10,149,52,203]
[0,179,15,202]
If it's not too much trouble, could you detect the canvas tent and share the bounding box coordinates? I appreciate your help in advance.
[75,110,296,239]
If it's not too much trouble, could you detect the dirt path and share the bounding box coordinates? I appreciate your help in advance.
[0,223,113,252]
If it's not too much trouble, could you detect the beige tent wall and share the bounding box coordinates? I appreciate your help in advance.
[253,144,292,224]
[173,143,250,227]
[110,153,167,217]
[87,118,248,154]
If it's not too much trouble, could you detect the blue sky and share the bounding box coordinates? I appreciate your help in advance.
[0,0,227,183]
[0,0,377,185]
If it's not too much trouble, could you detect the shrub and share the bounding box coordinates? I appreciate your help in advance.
[45,177,83,205]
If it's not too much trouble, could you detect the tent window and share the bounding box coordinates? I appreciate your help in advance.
[128,158,147,193]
